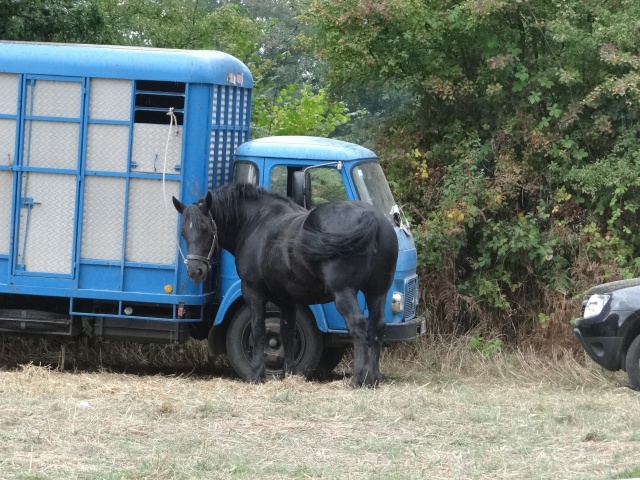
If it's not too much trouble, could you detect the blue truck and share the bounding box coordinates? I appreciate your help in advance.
[0,41,424,378]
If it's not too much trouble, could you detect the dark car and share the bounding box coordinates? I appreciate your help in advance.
[573,278,640,389]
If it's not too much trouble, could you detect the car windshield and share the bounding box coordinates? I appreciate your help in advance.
[352,162,397,220]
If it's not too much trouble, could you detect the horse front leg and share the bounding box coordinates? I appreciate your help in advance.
[246,295,267,383]
[278,303,297,376]
[334,290,374,388]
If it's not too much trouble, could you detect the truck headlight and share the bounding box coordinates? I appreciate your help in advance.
[391,292,404,314]
[583,294,610,318]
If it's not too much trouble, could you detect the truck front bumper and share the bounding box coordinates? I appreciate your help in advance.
[383,315,427,343]
[324,315,427,347]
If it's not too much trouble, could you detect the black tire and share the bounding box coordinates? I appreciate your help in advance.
[625,334,640,390]
[225,304,323,380]
[314,347,348,376]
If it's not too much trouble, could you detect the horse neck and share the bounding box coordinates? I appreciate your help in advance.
[206,206,233,254]
[207,194,259,254]
[210,188,295,254]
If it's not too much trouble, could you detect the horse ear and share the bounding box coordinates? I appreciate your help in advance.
[172,196,185,214]
[204,191,213,210]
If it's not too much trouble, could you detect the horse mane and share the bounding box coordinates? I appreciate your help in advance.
[212,183,269,206]
[207,183,296,230]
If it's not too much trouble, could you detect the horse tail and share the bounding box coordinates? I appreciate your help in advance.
[301,209,382,261]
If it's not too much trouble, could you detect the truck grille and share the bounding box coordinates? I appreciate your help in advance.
[404,275,418,321]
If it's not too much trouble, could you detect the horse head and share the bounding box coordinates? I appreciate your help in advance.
[172,192,217,283]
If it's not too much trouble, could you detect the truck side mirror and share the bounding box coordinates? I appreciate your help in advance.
[292,170,312,209]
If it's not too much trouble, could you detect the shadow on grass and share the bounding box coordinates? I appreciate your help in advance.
[0,335,351,384]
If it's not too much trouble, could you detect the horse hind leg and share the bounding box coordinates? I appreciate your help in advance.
[333,290,376,388]
[365,293,387,385]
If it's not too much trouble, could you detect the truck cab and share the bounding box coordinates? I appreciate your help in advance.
[209,136,425,377]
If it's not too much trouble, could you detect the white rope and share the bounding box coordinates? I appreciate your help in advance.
[163,107,178,212]
[161,108,216,269]
[161,107,188,263]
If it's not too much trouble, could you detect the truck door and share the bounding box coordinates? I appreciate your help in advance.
[13,77,83,278]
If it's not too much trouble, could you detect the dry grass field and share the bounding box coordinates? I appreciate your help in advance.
[1,336,639,480]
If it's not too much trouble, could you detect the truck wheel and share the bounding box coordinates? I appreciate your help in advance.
[625,335,640,390]
[226,304,323,380]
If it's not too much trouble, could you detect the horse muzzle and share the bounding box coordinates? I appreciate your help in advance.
[185,256,211,283]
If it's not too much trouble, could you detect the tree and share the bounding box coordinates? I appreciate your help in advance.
[96,0,264,60]
[252,83,350,138]
[213,0,324,88]
[0,0,112,43]
[309,0,640,342]
[0,0,265,59]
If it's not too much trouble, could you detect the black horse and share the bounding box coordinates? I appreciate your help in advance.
[172,183,398,387]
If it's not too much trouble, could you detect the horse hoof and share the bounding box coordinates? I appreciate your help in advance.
[350,372,384,388]
[351,379,379,389]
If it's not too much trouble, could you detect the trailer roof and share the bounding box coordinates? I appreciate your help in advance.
[0,41,253,87]
[235,136,378,162]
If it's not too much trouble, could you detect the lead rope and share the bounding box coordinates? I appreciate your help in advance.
[162,108,216,269]
[161,107,189,264]
[163,107,177,212]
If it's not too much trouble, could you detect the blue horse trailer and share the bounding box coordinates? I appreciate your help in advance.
[0,42,424,377]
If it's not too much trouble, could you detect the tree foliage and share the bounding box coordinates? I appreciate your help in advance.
[310,0,640,342]
[0,0,111,43]
[252,84,350,137]
[97,0,264,60]
[216,0,323,87]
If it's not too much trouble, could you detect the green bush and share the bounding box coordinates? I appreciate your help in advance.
[310,0,640,345]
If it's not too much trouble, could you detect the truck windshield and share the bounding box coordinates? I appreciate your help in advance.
[352,162,397,220]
